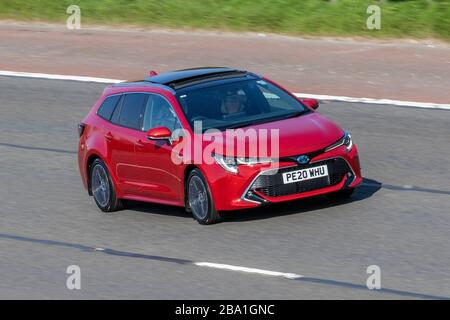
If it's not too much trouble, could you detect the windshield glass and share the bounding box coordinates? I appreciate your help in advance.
[176,79,309,132]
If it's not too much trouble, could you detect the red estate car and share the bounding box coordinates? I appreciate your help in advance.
[78,67,362,224]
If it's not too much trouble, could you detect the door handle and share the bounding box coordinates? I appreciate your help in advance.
[135,140,146,148]
[104,132,113,141]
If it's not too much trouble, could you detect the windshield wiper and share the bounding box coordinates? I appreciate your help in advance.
[223,112,305,130]
[282,110,311,119]
[216,110,310,131]
[227,117,286,129]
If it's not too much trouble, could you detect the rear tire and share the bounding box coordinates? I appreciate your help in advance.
[90,158,123,212]
[326,188,354,200]
[186,169,223,225]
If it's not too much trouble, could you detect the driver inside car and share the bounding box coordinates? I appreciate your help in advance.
[221,90,246,119]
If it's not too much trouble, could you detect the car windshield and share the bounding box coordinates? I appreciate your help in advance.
[176,79,310,132]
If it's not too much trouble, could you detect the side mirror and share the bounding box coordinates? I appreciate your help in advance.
[146,127,172,141]
[300,98,319,110]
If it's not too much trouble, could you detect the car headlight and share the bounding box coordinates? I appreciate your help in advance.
[213,154,272,174]
[236,157,272,165]
[325,131,353,152]
[212,154,239,174]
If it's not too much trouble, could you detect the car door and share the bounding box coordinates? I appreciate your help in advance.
[108,93,148,195]
[132,93,183,202]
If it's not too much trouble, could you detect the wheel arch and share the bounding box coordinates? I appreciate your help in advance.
[85,152,117,196]
[183,164,199,210]
[86,153,101,195]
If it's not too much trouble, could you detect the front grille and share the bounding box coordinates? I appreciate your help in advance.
[250,158,351,197]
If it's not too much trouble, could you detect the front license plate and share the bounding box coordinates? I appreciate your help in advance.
[282,165,329,184]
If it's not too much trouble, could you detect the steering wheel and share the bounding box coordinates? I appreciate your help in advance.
[191,116,207,122]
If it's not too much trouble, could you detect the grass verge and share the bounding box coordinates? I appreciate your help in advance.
[0,0,449,40]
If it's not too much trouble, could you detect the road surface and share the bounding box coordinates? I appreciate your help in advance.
[0,75,449,299]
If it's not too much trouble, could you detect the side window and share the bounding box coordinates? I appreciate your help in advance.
[97,95,121,120]
[118,93,148,130]
[142,95,181,132]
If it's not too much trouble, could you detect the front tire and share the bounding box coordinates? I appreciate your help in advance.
[90,158,123,212]
[187,169,223,225]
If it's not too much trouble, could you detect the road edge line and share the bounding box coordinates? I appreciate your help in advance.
[1,70,449,110]
[294,93,450,110]
[0,70,123,83]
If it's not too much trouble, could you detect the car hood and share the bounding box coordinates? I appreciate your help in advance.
[202,112,344,158]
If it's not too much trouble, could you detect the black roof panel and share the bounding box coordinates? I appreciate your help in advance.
[113,67,256,91]
[144,67,247,88]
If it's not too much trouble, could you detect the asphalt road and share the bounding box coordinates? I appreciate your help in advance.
[0,76,449,299]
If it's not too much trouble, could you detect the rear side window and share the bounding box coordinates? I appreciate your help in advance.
[118,93,148,130]
[97,95,121,120]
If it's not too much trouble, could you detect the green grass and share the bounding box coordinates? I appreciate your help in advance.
[0,0,449,40]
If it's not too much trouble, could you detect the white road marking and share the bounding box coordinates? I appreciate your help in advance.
[194,262,303,279]
[1,70,449,110]
[0,70,122,83]
[295,93,450,110]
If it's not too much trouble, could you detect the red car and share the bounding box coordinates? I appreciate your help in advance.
[78,67,362,224]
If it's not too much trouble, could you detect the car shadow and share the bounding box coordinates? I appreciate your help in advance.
[124,200,190,219]
[123,178,382,222]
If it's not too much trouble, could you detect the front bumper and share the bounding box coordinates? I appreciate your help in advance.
[203,144,362,211]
